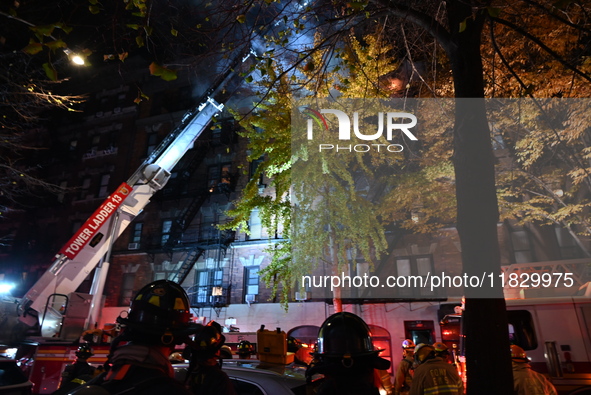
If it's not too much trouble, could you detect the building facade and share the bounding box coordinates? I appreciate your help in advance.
[1,57,590,385]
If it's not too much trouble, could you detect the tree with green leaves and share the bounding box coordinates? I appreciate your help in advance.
[226,1,591,393]
[0,24,82,221]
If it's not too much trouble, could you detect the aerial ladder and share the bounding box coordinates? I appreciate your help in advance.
[12,46,260,343]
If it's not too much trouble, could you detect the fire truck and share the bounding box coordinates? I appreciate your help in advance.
[0,46,259,394]
[438,297,591,395]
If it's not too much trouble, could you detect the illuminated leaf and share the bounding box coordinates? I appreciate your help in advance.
[29,24,55,37]
[22,42,43,55]
[42,63,57,81]
[54,22,73,34]
[149,62,177,81]
[159,69,177,81]
[459,19,467,33]
[236,15,246,24]
[89,5,100,14]
[45,39,67,52]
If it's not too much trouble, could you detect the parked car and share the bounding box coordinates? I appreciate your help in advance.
[0,358,33,395]
[174,360,308,395]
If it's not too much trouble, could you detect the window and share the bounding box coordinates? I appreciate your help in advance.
[207,164,232,193]
[131,222,143,244]
[212,129,221,145]
[119,273,135,306]
[244,266,260,298]
[510,228,534,263]
[153,272,166,281]
[404,320,435,346]
[98,174,110,198]
[220,164,232,185]
[554,226,582,259]
[248,210,262,240]
[193,269,223,305]
[395,255,434,297]
[161,220,172,245]
[250,158,264,184]
[507,310,538,350]
[79,177,91,200]
[200,213,216,240]
[207,166,218,191]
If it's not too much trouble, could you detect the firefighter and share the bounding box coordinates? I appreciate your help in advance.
[69,280,197,395]
[305,312,391,395]
[511,345,558,395]
[394,339,415,395]
[219,345,233,359]
[432,342,451,362]
[409,343,463,395]
[236,340,254,359]
[184,320,237,395]
[52,344,96,394]
[169,351,186,364]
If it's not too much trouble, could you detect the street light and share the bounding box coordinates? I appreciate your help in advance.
[0,282,14,294]
[63,48,86,66]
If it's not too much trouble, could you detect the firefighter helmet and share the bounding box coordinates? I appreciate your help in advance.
[510,345,528,362]
[402,339,416,349]
[433,342,447,352]
[315,312,376,360]
[116,280,196,344]
[220,345,233,359]
[414,343,435,364]
[169,352,185,363]
[190,320,225,359]
[237,340,254,357]
[313,312,390,372]
[287,336,303,353]
[76,344,94,358]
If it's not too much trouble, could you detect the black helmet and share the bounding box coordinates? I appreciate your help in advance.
[287,336,303,353]
[76,344,94,358]
[189,320,225,359]
[237,340,254,356]
[316,312,376,360]
[116,280,196,344]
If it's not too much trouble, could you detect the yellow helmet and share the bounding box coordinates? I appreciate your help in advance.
[402,339,416,349]
[433,342,448,352]
[510,345,528,362]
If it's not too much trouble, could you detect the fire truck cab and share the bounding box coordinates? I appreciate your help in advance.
[440,297,591,395]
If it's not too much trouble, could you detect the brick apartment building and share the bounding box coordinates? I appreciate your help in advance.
[1,56,590,371]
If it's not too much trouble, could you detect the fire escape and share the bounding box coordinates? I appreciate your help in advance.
[150,118,238,312]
